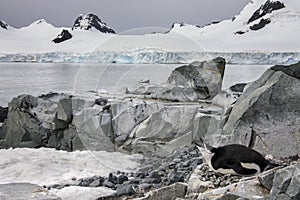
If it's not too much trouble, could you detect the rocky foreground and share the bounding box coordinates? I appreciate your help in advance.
[0,58,299,199]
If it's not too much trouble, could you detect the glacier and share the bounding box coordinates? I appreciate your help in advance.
[0,49,299,65]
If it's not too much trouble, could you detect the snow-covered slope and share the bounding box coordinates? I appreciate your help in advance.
[0,18,113,53]
[0,148,142,199]
[0,0,299,54]
[167,0,300,52]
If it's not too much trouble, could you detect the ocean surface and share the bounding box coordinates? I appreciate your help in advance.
[0,63,271,106]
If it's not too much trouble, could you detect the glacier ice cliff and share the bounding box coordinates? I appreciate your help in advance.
[0,49,299,65]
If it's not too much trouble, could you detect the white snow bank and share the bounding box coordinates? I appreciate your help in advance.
[0,148,143,185]
[50,186,115,200]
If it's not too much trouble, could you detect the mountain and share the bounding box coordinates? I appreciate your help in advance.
[72,13,115,34]
[166,0,300,52]
[0,0,299,54]
[0,20,8,30]
[247,0,285,24]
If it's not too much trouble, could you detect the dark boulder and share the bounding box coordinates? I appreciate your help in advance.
[72,13,115,34]
[167,57,226,99]
[220,62,300,159]
[229,83,247,93]
[248,0,285,24]
[271,62,300,79]
[52,29,72,43]
[0,106,8,123]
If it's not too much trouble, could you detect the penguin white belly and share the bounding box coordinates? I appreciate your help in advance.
[240,162,261,173]
[214,167,239,175]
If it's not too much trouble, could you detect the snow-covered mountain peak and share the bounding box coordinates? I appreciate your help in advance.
[0,20,11,30]
[247,0,285,24]
[166,22,201,34]
[22,19,56,31]
[72,13,115,34]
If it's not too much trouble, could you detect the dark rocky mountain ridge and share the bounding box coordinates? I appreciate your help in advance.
[72,13,115,34]
[248,0,285,24]
[0,20,8,30]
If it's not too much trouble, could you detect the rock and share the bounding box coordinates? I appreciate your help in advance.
[112,100,157,147]
[0,106,8,123]
[192,113,223,147]
[168,170,185,184]
[212,90,237,113]
[199,177,269,200]
[95,97,108,106]
[117,174,129,184]
[0,20,8,30]
[127,83,209,102]
[125,105,199,156]
[269,162,300,200]
[140,183,187,200]
[71,99,115,151]
[220,62,300,159]
[167,57,226,99]
[103,180,116,189]
[52,29,72,43]
[0,122,7,142]
[57,97,73,123]
[250,18,271,31]
[108,173,118,184]
[1,93,102,151]
[229,83,247,93]
[248,0,285,24]
[186,165,214,195]
[258,168,277,190]
[77,114,115,151]
[4,95,49,148]
[72,13,116,33]
[0,183,61,200]
[116,184,137,197]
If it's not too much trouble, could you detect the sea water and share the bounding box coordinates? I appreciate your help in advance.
[0,63,271,106]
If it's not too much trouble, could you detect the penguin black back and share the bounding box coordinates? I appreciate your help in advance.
[210,144,270,176]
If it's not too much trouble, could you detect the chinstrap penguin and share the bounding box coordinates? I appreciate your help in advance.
[201,144,277,176]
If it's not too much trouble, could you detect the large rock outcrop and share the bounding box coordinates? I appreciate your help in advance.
[269,162,300,199]
[127,57,226,101]
[0,58,228,156]
[0,90,220,156]
[167,57,226,99]
[52,29,72,43]
[209,62,300,159]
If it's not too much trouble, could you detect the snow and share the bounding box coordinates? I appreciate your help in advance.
[50,186,115,200]
[0,148,143,199]
[0,0,299,55]
[0,148,142,186]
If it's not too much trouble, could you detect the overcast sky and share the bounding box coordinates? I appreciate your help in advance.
[0,0,250,33]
